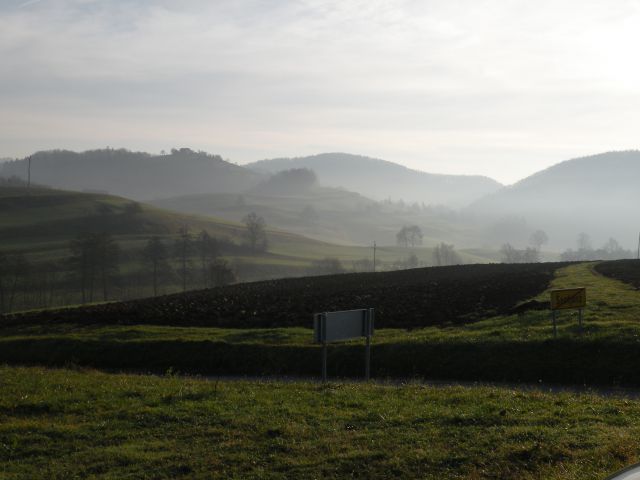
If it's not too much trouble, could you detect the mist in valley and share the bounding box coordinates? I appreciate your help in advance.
[1,147,638,268]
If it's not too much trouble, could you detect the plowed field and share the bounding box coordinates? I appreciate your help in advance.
[2,262,568,328]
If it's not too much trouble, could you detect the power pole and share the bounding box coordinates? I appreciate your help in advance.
[637,232,640,260]
[373,241,376,272]
[27,156,31,194]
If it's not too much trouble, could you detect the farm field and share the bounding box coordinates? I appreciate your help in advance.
[1,365,639,479]
[596,259,640,289]
[3,261,640,386]
[3,261,565,329]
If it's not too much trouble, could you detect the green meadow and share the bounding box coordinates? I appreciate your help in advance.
[1,365,639,479]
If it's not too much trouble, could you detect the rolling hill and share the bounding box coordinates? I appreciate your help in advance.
[0,185,345,263]
[246,152,503,207]
[0,184,493,278]
[0,148,263,201]
[151,181,485,247]
[468,151,640,250]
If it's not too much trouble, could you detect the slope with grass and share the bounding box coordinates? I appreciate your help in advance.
[0,185,333,277]
[0,186,490,268]
[151,187,485,247]
[1,365,639,479]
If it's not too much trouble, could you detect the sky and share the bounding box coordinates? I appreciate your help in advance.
[1,0,640,184]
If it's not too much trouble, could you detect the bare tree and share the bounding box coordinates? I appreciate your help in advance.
[243,212,268,253]
[95,233,119,301]
[577,232,592,252]
[208,259,236,287]
[500,243,522,263]
[197,230,219,287]
[396,225,423,248]
[143,237,170,296]
[0,252,30,313]
[174,226,194,292]
[500,243,539,263]
[69,233,99,303]
[433,243,461,266]
[396,227,409,247]
[529,230,549,250]
[521,247,540,263]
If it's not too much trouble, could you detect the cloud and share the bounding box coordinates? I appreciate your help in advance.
[1,0,640,182]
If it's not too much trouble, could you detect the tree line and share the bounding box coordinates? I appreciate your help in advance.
[0,212,271,314]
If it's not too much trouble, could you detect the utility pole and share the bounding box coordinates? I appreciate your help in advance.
[637,232,640,260]
[27,156,32,194]
[373,241,376,272]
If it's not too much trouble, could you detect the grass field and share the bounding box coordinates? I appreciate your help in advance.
[3,262,640,478]
[1,365,639,479]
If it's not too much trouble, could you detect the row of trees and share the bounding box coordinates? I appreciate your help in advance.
[143,228,235,296]
[498,229,549,263]
[0,211,271,313]
[560,234,633,261]
[0,230,239,314]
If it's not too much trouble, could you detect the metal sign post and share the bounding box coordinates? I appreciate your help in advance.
[313,308,375,382]
[322,339,328,382]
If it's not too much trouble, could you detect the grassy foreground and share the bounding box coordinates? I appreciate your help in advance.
[0,365,639,479]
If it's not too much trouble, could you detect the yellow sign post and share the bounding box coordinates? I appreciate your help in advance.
[549,288,586,338]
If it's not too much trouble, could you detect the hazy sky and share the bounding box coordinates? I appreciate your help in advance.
[1,0,639,184]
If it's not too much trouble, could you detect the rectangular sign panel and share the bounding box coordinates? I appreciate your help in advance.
[313,309,374,343]
[550,288,586,310]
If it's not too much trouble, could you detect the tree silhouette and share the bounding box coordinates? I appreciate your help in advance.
[243,212,268,253]
[143,237,170,296]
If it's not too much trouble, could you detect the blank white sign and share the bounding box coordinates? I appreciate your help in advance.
[313,309,374,343]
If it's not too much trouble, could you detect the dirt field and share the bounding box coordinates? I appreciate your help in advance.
[596,259,640,289]
[2,262,567,329]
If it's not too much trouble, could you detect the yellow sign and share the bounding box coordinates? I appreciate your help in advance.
[550,288,586,310]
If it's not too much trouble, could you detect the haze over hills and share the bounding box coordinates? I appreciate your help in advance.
[0,148,263,201]
[152,167,486,247]
[246,153,503,207]
[3,147,639,254]
[1,149,505,208]
[468,151,640,250]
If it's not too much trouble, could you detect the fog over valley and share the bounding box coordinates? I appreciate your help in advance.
[1,148,638,256]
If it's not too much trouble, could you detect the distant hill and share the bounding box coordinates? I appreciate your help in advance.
[152,186,391,245]
[151,173,491,247]
[0,185,494,286]
[468,151,640,249]
[0,186,250,249]
[0,148,263,201]
[246,153,502,207]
